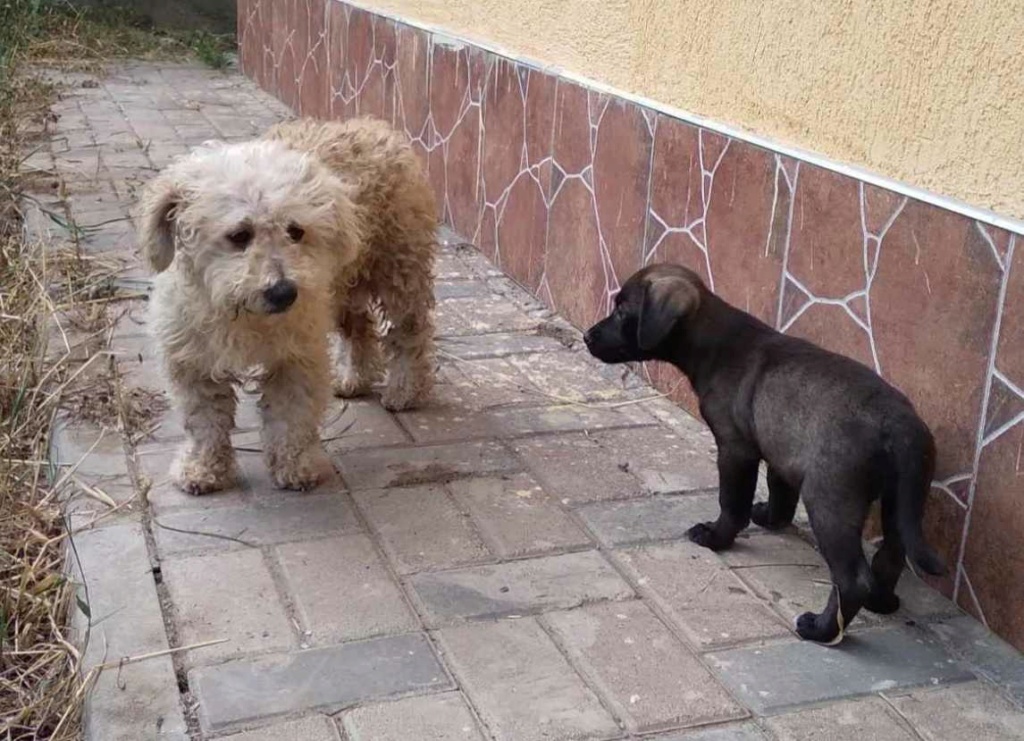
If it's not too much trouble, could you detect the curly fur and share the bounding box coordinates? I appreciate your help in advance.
[140,117,437,494]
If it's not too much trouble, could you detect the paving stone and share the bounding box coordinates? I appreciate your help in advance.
[763,698,914,740]
[884,681,1024,739]
[337,440,520,490]
[276,535,417,644]
[190,633,452,732]
[62,467,138,518]
[577,494,723,547]
[162,549,294,665]
[435,250,475,281]
[400,401,655,444]
[319,397,409,451]
[591,426,719,494]
[513,433,647,504]
[153,492,361,556]
[71,524,169,661]
[648,723,767,740]
[721,533,896,630]
[83,656,189,741]
[435,280,493,300]
[143,450,250,514]
[219,715,339,740]
[409,551,633,626]
[706,625,973,715]
[638,396,719,437]
[341,692,485,741]
[615,541,790,648]
[52,419,129,474]
[545,601,745,733]
[71,523,188,740]
[505,351,638,402]
[436,294,540,336]
[437,331,566,359]
[890,570,961,620]
[448,474,591,558]
[142,442,274,511]
[928,615,1024,706]
[435,357,540,410]
[436,619,620,741]
[435,236,504,279]
[354,485,491,574]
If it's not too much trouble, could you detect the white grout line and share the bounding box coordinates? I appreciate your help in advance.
[954,234,1016,601]
[960,567,990,629]
[774,159,799,330]
[993,367,1024,400]
[336,0,1024,236]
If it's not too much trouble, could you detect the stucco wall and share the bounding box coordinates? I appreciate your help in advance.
[358,0,1024,223]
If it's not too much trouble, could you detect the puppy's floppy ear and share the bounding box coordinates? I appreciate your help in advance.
[637,274,701,351]
[139,173,184,273]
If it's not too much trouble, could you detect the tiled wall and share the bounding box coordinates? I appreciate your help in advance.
[239,0,1024,650]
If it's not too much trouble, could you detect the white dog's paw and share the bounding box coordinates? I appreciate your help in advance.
[270,445,334,491]
[172,451,237,496]
[380,383,419,411]
[332,375,373,399]
[381,374,433,412]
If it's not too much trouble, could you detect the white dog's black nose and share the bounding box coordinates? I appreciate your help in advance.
[264,280,298,313]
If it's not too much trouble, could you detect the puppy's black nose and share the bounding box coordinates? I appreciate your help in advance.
[583,328,596,346]
[264,280,298,313]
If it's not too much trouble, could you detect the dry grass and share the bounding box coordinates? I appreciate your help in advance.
[6,1,234,75]
[0,240,116,741]
[0,2,204,738]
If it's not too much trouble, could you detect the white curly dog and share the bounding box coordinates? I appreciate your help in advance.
[139,117,437,494]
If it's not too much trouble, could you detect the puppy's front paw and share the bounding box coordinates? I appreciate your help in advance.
[270,445,334,491]
[795,611,844,645]
[686,522,731,551]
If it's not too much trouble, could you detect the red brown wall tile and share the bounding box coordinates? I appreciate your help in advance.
[962,233,1023,644]
[240,0,1024,652]
[477,60,556,291]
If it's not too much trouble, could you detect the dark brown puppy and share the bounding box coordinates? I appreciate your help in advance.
[584,263,945,645]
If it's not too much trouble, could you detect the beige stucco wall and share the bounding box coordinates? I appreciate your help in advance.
[359,0,1024,223]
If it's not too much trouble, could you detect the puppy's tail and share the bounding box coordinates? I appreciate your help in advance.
[891,427,947,577]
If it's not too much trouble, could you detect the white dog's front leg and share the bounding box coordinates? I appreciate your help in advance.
[172,375,237,495]
[260,355,334,491]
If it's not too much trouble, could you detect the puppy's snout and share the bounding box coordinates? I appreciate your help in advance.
[263,279,298,313]
[583,327,597,347]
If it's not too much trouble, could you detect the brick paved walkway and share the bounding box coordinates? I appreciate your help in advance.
[29,61,1024,741]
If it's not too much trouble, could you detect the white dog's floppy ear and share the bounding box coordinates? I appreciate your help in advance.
[139,174,184,273]
[637,274,701,351]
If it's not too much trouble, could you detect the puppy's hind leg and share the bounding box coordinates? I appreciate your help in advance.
[261,345,334,491]
[687,446,758,551]
[751,467,800,530]
[334,300,385,399]
[379,285,436,412]
[171,372,237,495]
[795,490,873,645]
[865,490,906,614]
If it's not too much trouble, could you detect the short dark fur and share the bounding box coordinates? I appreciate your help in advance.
[585,263,945,645]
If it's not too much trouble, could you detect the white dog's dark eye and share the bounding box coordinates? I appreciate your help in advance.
[287,223,305,242]
[227,228,252,248]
